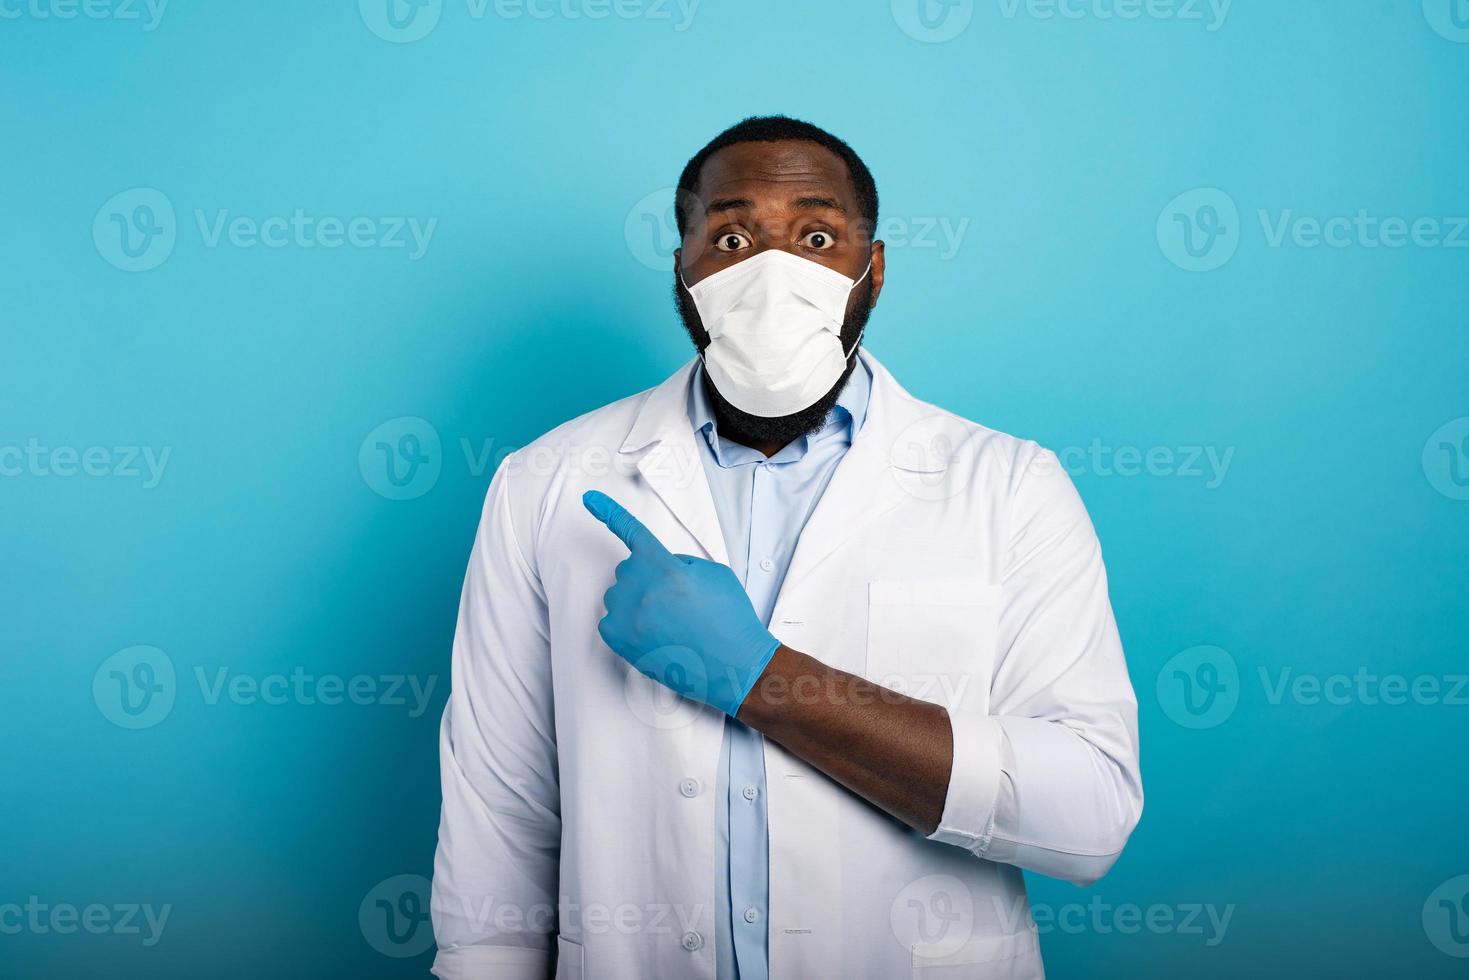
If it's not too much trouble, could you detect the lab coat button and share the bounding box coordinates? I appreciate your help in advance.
[742,784,758,801]
[679,778,701,798]
[743,907,760,924]
[759,558,774,572]
[681,930,704,951]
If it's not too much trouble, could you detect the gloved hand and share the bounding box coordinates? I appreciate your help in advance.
[583,490,781,717]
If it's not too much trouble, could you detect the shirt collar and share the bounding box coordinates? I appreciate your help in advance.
[687,353,873,466]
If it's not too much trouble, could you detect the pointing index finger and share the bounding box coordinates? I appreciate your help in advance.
[582,490,671,559]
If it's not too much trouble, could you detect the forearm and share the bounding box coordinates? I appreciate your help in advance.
[735,644,954,834]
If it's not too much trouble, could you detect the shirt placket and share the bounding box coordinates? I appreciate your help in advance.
[727,457,779,980]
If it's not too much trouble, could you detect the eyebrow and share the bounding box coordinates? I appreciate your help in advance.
[705,197,754,216]
[703,195,847,216]
[792,195,845,213]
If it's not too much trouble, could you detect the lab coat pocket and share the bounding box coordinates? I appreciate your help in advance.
[554,935,584,980]
[866,579,1000,714]
[910,929,1042,979]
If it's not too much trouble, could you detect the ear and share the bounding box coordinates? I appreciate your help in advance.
[867,240,886,308]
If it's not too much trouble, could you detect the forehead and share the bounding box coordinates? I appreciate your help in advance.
[692,140,857,211]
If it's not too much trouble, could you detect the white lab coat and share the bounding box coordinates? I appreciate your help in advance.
[431,351,1142,980]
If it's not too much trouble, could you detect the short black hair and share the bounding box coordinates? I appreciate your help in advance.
[674,115,879,240]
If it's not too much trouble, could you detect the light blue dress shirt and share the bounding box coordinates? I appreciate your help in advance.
[686,357,873,980]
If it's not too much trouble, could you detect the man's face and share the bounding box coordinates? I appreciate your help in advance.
[674,139,886,445]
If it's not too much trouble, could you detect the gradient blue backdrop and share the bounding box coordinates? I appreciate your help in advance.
[3,1,1467,977]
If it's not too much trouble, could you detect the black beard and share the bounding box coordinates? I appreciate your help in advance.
[674,269,874,448]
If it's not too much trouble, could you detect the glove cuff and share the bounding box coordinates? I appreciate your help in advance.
[726,634,782,717]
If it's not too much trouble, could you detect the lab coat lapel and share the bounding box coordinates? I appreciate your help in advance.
[779,352,930,590]
[618,358,729,566]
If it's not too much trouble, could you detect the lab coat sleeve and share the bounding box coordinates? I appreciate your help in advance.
[927,447,1143,887]
[431,454,559,980]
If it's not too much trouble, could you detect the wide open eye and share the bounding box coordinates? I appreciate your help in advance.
[799,230,836,250]
[713,231,751,252]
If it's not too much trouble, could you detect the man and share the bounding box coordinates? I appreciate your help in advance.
[431,116,1142,980]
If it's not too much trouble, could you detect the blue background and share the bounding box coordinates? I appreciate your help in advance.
[3,1,1467,977]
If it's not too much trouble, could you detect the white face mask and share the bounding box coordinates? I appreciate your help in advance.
[681,249,871,418]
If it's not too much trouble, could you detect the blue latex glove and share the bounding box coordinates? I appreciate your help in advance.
[583,490,781,717]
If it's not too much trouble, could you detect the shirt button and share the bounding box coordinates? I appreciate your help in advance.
[681,930,704,951]
[742,785,758,801]
[759,558,774,573]
[743,907,760,924]
[679,778,701,798]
